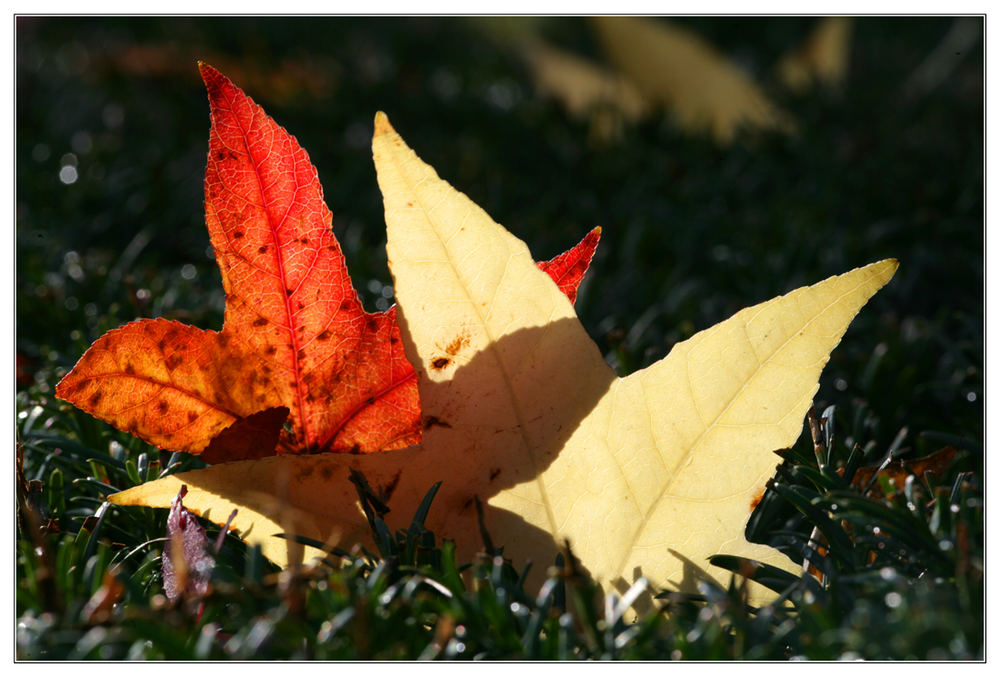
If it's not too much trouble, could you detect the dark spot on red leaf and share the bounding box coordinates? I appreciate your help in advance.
[253,317,268,327]
[165,353,184,370]
[89,391,102,407]
[234,230,244,239]
[286,289,294,296]
[299,237,309,245]
[158,400,169,414]
[258,245,268,254]
[264,345,277,355]
[422,416,452,430]
[124,363,135,375]
[383,470,402,499]
[187,411,198,423]
[317,330,331,340]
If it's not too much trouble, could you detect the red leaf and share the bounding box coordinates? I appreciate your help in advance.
[56,63,601,462]
[536,226,601,304]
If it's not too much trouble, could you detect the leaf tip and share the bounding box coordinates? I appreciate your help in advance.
[373,111,395,137]
[197,61,226,90]
[874,257,900,284]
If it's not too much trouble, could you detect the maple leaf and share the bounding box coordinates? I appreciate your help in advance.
[110,111,897,613]
[55,64,599,463]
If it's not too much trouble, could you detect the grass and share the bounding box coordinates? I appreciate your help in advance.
[15,17,983,659]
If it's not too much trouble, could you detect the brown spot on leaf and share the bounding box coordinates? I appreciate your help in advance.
[489,467,501,481]
[264,345,277,355]
[299,237,309,245]
[285,289,294,296]
[444,332,470,356]
[253,317,268,327]
[187,411,198,424]
[319,465,334,480]
[89,392,103,407]
[124,363,135,375]
[317,330,331,340]
[157,400,169,414]
[750,488,765,511]
[258,245,269,254]
[431,357,451,370]
[234,230,244,239]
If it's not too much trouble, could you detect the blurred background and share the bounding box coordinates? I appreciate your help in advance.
[16,16,983,469]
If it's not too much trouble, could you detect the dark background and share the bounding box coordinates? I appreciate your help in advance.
[16,16,983,469]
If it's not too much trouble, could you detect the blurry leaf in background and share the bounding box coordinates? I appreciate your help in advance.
[901,18,982,99]
[95,42,340,103]
[776,17,853,93]
[590,16,795,143]
[520,40,648,143]
[850,446,957,501]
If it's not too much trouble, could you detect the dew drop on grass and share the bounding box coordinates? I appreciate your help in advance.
[884,592,903,608]
[103,103,125,129]
[59,165,78,185]
[71,131,93,155]
[32,143,50,162]
[181,264,197,280]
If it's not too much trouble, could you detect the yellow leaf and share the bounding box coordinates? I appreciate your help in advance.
[590,16,795,143]
[111,114,896,613]
[521,40,648,120]
[777,17,854,93]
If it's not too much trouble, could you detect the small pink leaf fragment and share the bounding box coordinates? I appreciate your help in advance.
[162,485,216,602]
